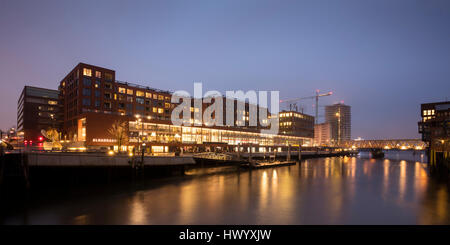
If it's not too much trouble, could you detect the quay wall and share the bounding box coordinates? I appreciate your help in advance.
[27,153,195,167]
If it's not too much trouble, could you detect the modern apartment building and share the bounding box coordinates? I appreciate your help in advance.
[17,86,62,144]
[279,110,315,139]
[19,62,314,152]
[325,103,351,144]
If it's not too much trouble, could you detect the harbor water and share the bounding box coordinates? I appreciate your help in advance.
[1,150,449,225]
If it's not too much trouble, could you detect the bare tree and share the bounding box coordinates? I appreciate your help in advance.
[42,128,62,149]
[43,128,60,142]
[108,120,128,152]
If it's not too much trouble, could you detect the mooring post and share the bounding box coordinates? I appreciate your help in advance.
[0,145,5,187]
[263,147,266,161]
[273,148,277,162]
[21,153,30,189]
[287,144,291,162]
[298,145,302,162]
[237,144,241,161]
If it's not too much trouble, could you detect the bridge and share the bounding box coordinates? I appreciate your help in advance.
[339,139,427,150]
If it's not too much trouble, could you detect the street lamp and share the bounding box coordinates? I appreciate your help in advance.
[335,110,341,146]
[135,114,146,156]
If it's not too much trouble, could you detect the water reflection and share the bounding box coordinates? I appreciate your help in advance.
[2,153,450,225]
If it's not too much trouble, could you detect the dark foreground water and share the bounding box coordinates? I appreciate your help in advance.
[2,151,449,224]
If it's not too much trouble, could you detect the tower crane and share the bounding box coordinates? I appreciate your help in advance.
[280,90,333,124]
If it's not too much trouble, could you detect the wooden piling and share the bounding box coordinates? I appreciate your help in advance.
[298,145,302,162]
[287,144,291,162]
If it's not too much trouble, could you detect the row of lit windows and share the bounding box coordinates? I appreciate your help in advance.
[279,112,310,119]
[280,122,292,126]
[38,105,56,111]
[423,109,435,116]
[37,112,56,118]
[117,87,170,101]
[81,88,173,106]
[117,103,167,113]
[83,68,113,81]
[127,122,308,146]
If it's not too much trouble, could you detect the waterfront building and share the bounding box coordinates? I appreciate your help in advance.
[314,122,332,146]
[33,62,314,152]
[278,110,314,139]
[325,103,351,144]
[418,101,450,167]
[17,86,62,144]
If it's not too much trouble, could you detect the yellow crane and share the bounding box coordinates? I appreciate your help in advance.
[280,90,333,124]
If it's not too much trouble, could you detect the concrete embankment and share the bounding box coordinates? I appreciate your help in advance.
[0,150,357,191]
[26,152,195,167]
[0,152,196,190]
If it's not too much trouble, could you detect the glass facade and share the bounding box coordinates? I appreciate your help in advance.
[128,121,310,147]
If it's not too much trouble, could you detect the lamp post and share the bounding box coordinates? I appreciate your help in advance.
[335,110,341,147]
[135,115,143,152]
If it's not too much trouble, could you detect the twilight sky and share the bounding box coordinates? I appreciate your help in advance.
[1,0,449,139]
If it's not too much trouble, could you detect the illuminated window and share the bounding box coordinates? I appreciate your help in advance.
[136,91,145,97]
[83,68,92,77]
[165,103,171,108]
[158,108,164,114]
[146,92,152,98]
[165,96,170,101]
[95,71,101,78]
[118,87,126,93]
[153,94,158,99]
[127,89,133,95]
[94,80,101,88]
[153,107,158,113]
[48,100,57,105]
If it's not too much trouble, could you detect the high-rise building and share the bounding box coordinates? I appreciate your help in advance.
[17,86,62,144]
[314,122,331,146]
[325,103,351,144]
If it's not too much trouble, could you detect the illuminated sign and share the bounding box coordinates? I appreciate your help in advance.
[92,138,117,143]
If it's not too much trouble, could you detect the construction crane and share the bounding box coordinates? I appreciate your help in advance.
[280,90,333,124]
